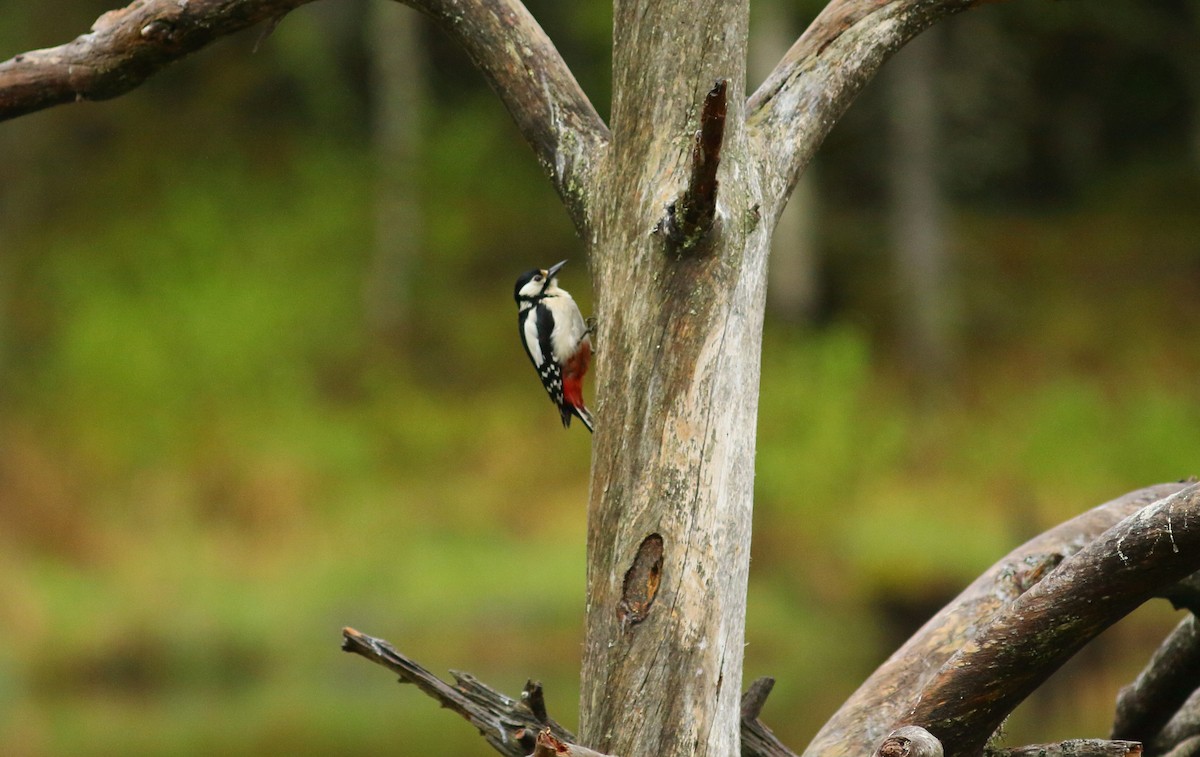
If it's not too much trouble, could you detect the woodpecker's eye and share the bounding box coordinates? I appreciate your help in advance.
[534,274,543,282]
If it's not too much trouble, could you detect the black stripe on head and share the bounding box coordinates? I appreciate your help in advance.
[514,267,550,303]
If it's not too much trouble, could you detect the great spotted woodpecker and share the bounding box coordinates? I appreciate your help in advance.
[514,260,594,432]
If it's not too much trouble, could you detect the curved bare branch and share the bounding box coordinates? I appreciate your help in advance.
[804,482,1188,757]
[0,0,609,235]
[0,0,311,120]
[902,483,1200,757]
[746,0,975,224]
[403,0,609,235]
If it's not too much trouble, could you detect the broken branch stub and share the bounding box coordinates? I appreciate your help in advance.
[663,79,727,252]
[740,677,800,757]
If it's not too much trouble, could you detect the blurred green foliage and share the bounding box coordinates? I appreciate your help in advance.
[2,0,1200,754]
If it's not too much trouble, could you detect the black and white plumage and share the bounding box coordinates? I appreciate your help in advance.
[513,260,595,432]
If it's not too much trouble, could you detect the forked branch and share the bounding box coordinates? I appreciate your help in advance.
[341,626,578,757]
[403,0,609,234]
[344,628,800,757]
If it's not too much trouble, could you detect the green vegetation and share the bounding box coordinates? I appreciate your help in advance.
[3,147,1197,753]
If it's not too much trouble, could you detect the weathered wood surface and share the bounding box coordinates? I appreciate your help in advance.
[806,482,1188,757]
[341,627,577,757]
[1150,690,1200,756]
[904,484,1200,757]
[0,0,310,120]
[989,741,1142,756]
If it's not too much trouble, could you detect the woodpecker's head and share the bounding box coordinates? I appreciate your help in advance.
[514,259,567,305]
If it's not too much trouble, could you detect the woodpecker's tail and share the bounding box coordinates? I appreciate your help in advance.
[573,404,595,433]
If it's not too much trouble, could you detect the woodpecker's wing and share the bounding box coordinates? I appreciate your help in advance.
[518,307,541,368]
[519,304,566,414]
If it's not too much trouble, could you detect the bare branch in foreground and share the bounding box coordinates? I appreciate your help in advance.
[988,740,1142,756]
[902,483,1200,757]
[1112,614,1200,744]
[341,626,575,757]
[344,627,800,757]
[873,726,943,757]
[805,482,1189,757]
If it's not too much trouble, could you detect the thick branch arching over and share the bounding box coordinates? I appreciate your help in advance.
[0,0,609,235]
[805,482,1189,757]
[904,483,1200,757]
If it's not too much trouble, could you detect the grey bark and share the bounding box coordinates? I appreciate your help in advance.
[579,3,762,754]
[1151,688,1200,756]
[340,627,581,757]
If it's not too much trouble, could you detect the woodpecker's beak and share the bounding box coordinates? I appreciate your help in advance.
[545,259,568,279]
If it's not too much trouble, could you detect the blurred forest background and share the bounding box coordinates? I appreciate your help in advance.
[2,0,1199,754]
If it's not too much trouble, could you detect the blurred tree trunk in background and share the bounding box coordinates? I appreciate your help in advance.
[752,0,820,326]
[0,118,41,387]
[365,3,423,341]
[886,26,954,384]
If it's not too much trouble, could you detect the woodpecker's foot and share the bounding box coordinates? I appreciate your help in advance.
[585,317,598,352]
